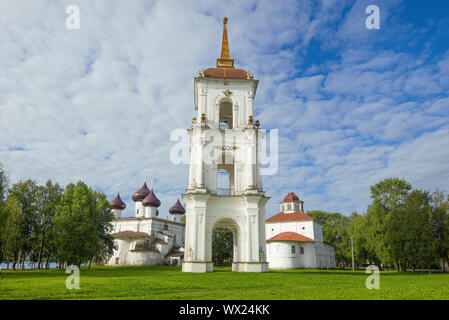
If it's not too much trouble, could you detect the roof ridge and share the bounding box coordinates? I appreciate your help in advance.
[266,231,315,243]
[265,211,314,223]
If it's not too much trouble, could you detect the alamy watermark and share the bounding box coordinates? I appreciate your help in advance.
[170,128,278,176]
[65,265,80,290]
[65,5,80,30]
[365,5,380,30]
[365,265,380,289]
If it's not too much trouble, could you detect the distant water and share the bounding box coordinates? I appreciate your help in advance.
[1,262,59,270]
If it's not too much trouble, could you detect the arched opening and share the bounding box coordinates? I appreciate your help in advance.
[219,100,233,129]
[216,151,235,196]
[211,218,241,271]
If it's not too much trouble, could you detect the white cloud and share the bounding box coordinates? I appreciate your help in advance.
[0,0,448,221]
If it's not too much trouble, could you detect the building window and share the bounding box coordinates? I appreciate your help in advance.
[291,245,296,254]
[287,204,291,210]
[300,247,304,254]
[219,100,233,129]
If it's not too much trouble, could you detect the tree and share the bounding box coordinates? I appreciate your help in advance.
[7,180,40,269]
[53,181,114,266]
[34,181,63,269]
[212,230,233,266]
[0,163,9,261]
[365,178,412,270]
[0,196,23,266]
[350,212,379,267]
[0,163,8,203]
[430,190,449,271]
[404,190,435,271]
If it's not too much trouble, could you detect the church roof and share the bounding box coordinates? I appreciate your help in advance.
[142,189,161,207]
[110,193,126,210]
[283,192,300,202]
[132,182,150,202]
[266,232,315,243]
[169,199,186,215]
[111,230,150,238]
[202,68,250,79]
[265,211,314,223]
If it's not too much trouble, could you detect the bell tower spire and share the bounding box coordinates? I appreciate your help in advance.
[216,17,235,69]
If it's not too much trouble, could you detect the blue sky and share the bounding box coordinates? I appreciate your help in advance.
[1,0,449,219]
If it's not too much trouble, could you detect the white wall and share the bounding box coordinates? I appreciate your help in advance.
[266,242,316,269]
[265,220,315,240]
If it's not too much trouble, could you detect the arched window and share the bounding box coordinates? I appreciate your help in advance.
[219,100,233,129]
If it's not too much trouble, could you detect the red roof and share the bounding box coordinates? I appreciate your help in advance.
[267,232,315,243]
[110,230,149,238]
[283,192,299,202]
[202,68,250,79]
[265,211,314,223]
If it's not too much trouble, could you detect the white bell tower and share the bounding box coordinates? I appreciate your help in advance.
[182,17,270,273]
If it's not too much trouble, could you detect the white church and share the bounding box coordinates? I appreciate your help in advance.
[266,192,336,269]
[106,183,186,266]
[107,17,336,271]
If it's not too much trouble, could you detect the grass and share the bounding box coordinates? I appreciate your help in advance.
[0,266,448,300]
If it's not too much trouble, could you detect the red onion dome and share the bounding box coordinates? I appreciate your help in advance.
[283,192,299,202]
[142,189,161,207]
[132,182,150,202]
[110,193,126,210]
[169,199,185,215]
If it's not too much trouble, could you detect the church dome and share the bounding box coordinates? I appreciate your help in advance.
[283,192,299,202]
[169,199,186,215]
[110,193,126,210]
[142,189,161,207]
[132,182,150,202]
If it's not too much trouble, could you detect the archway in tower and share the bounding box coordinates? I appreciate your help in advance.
[219,99,233,129]
[211,218,240,271]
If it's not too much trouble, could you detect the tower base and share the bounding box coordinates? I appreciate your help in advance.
[232,262,269,272]
[182,261,268,272]
[182,261,213,273]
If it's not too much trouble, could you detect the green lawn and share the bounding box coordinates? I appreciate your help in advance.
[0,266,448,300]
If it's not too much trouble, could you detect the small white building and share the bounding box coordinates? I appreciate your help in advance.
[106,183,186,266]
[265,192,336,269]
